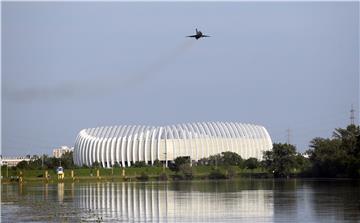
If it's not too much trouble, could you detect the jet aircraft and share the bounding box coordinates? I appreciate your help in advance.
[186,29,210,40]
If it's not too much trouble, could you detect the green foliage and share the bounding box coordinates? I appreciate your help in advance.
[221,151,243,166]
[16,160,29,169]
[153,159,162,167]
[197,157,209,166]
[15,152,76,170]
[294,153,311,173]
[225,166,237,179]
[207,154,222,166]
[113,162,120,168]
[158,172,168,181]
[244,158,260,170]
[198,152,243,167]
[307,125,360,178]
[208,168,227,179]
[92,161,101,169]
[261,125,360,178]
[59,151,75,169]
[133,161,147,168]
[170,156,190,171]
[137,172,149,181]
[177,163,193,180]
[263,143,297,178]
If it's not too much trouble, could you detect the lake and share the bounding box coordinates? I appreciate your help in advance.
[1,179,359,222]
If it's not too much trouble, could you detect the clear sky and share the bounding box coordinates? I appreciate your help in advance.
[2,2,359,156]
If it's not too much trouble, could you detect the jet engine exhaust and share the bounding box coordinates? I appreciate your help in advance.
[123,39,196,87]
[5,39,196,103]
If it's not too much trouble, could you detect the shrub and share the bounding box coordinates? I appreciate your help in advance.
[133,161,147,168]
[113,162,120,168]
[137,172,149,181]
[16,161,29,169]
[91,161,100,168]
[158,172,168,181]
[153,159,162,167]
[178,163,193,180]
[221,151,243,166]
[170,156,190,171]
[244,158,259,170]
[226,166,237,179]
[208,169,227,179]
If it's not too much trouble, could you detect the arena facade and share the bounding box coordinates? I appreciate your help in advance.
[74,122,272,168]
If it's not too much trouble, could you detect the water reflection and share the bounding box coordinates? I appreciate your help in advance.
[1,180,360,222]
[271,179,360,223]
[76,181,274,222]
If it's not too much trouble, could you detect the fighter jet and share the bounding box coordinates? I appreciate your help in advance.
[186,29,210,40]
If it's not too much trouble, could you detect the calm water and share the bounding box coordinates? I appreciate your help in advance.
[1,179,359,222]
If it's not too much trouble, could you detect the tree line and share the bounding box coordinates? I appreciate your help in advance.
[10,124,360,178]
[14,151,76,170]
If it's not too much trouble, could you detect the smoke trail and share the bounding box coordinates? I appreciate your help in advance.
[129,39,196,85]
[4,39,196,103]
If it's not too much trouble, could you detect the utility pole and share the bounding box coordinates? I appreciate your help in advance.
[286,128,291,144]
[350,104,355,125]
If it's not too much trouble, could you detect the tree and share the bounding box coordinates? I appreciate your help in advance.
[208,168,227,179]
[263,143,297,177]
[333,124,360,156]
[308,137,346,177]
[294,153,310,174]
[178,163,193,180]
[16,160,29,169]
[221,151,243,166]
[208,154,222,166]
[27,156,43,169]
[244,157,259,170]
[197,157,209,166]
[137,172,149,181]
[92,161,101,168]
[334,125,360,177]
[60,151,75,169]
[307,125,360,178]
[133,161,147,168]
[170,156,190,171]
[153,159,162,167]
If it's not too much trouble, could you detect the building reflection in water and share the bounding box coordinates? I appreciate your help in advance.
[57,183,64,203]
[3,180,358,222]
[76,182,274,222]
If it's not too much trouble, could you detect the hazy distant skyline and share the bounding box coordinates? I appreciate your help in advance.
[2,2,359,156]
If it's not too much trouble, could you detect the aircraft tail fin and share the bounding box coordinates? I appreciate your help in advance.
[196,28,198,33]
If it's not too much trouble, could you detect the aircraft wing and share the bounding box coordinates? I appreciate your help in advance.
[202,35,211,37]
[186,35,197,37]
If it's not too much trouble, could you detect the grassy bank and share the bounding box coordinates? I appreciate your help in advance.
[1,166,272,184]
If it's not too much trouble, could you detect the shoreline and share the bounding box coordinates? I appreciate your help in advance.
[1,173,273,184]
[2,174,358,185]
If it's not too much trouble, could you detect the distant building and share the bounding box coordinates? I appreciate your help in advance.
[53,146,73,158]
[1,156,31,167]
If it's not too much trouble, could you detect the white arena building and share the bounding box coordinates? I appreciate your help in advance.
[74,122,272,168]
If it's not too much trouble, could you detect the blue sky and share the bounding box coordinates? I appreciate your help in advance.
[2,2,359,156]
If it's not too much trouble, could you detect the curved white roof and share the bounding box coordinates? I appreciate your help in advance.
[74,121,272,168]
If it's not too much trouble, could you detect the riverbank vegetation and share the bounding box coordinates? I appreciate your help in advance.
[2,124,359,182]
